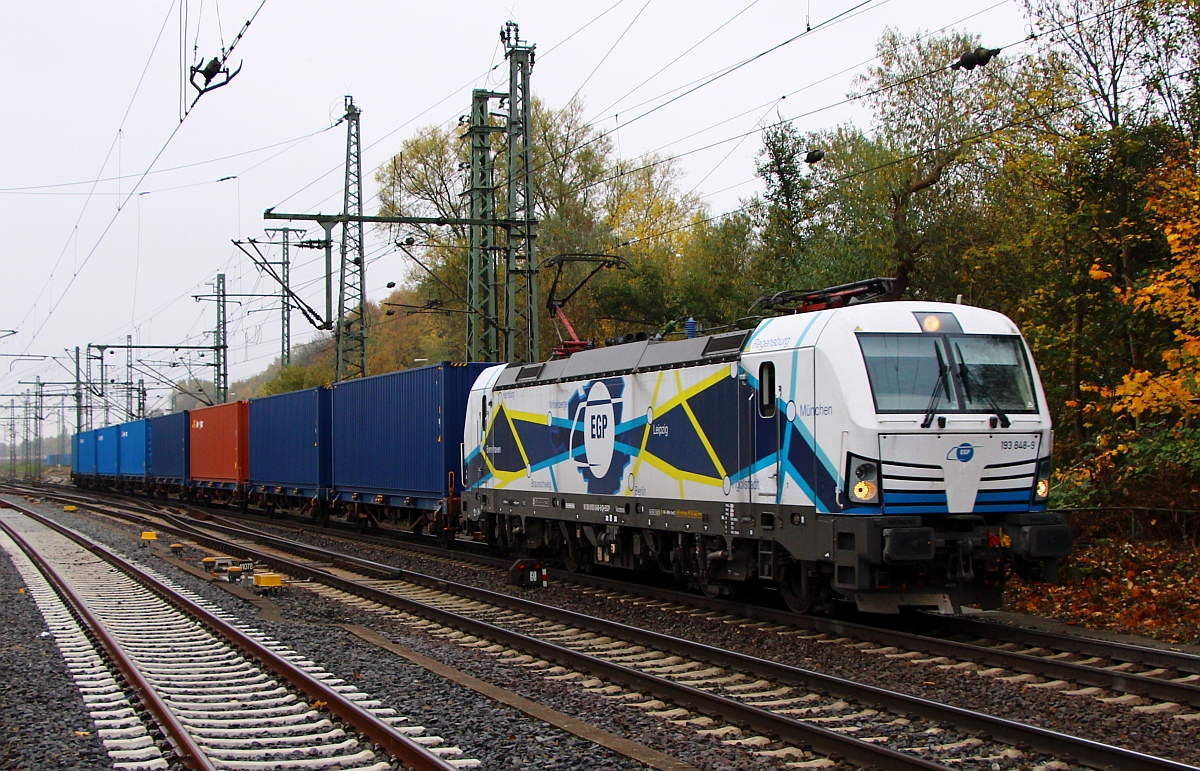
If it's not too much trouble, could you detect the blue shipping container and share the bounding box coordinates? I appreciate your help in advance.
[148,411,190,483]
[73,431,96,475]
[96,425,120,476]
[331,362,490,507]
[118,420,149,478]
[249,386,331,494]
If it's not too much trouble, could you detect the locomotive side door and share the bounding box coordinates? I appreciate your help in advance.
[742,352,790,505]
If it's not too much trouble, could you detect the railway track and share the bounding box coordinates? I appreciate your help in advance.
[16,482,1200,718]
[169,491,1200,715]
[0,500,472,771]
[17,487,1200,771]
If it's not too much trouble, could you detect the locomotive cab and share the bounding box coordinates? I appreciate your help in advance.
[811,302,1068,613]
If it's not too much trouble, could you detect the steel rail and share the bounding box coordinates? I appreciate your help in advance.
[816,616,1200,707]
[551,568,1200,708]
[1,500,460,771]
[156,524,950,769]
[188,500,1200,707]
[8,488,947,768]
[98,504,1200,771]
[19,483,1200,708]
[914,613,1200,675]
[0,515,219,771]
[172,505,403,578]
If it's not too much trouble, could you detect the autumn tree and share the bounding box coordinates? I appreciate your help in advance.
[1117,150,1200,419]
[373,98,714,357]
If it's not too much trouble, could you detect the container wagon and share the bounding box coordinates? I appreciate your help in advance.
[189,401,249,503]
[72,430,97,484]
[249,386,331,516]
[117,419,149,492]
[148,410,190,496]
[330,361,490,535]
[95,425,120,483]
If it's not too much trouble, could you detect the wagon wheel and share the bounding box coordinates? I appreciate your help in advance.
[561,537,586,573]
[700,576,732,599]
[779,563,817,615]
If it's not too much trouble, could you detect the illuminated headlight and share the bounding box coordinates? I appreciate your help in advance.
[853,480,878,501]
[845,454,881,505]
[1033,457,1052,501]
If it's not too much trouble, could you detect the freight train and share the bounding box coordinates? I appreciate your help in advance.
[71,362,488,534]
[71,282,1071,614]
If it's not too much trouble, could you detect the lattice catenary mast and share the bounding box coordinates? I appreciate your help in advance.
[501,21,538,364]
[337,96,368,380]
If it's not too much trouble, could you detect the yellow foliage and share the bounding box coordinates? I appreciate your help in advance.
[1109,150,1200,422]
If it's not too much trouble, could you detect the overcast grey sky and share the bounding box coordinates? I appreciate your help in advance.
[0,0,1031,420]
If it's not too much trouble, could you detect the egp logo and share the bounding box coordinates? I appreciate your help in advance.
[580,381,616,477]
[946,443,977,463]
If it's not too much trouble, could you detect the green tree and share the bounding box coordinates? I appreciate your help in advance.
[676,209,759,330]
[752,30,1021,301]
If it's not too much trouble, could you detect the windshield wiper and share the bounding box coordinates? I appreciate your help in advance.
[921,344,952,428]
[955,343,1011,428]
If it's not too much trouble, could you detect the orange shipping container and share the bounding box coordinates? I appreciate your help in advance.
[189,401,249,484]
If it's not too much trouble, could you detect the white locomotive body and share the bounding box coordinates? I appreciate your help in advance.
[462,298,1070,613]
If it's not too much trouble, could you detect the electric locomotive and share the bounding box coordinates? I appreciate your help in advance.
[461,280,1070,613]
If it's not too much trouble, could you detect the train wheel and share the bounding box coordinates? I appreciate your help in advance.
[700,578,732,599]
[780,564,816,615]
[561,539,585,573]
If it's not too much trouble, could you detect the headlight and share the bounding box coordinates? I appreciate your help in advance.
[853,480,878,501]
[1033,457,1051,501]
[845,454,881,505]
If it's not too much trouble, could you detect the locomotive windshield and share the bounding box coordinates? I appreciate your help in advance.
[858,333,1037,414]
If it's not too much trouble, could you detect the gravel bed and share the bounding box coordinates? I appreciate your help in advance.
[24,495,1200,767]
[0,525,112,771]
[271,591,789,771]
[14,499,684,771]
[230,513,1200,767]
